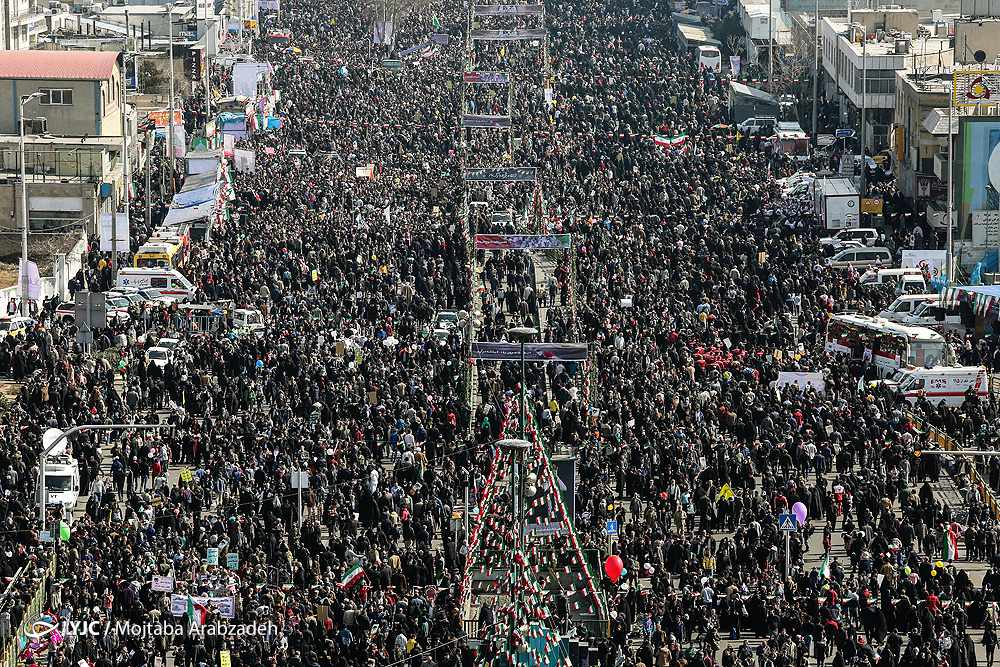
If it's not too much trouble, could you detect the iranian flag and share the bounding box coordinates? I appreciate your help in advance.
[819,550,831,579]
[421,44,440,59]
[654,134,688,149]
[187,595,208,628]
[341,563,365,588]
[943,527,958,562]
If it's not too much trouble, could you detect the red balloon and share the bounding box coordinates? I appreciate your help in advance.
[605,555,624,582]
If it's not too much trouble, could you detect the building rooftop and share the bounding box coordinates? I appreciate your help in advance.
[826,18,950,57]
[0,50,120,80]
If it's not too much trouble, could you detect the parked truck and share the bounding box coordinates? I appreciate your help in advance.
[813,177,860,231]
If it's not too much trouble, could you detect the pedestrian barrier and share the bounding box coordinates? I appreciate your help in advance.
[907,411,1000,522]
[1,551,56,667]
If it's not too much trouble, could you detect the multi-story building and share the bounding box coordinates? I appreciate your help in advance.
[892,71,951,201]
[0,50,135,234]
[821,14,952,151]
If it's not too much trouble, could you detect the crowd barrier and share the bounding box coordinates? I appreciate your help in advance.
[907,411,1000,522]
[2,551,56,667]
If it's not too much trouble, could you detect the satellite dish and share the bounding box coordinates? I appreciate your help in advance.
[975,50,988,63]
[43,428,66,456]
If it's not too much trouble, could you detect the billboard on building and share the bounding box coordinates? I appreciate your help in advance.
[957,117,1000,243]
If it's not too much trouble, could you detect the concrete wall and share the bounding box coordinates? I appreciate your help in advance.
[955,20,1000,64]
[850,9,919,36]
[0,180,102,234]
[0,230,86,305]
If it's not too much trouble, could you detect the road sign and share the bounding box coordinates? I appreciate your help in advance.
[606,520,618,535]
[835,128,855,139]
[778,514,798,532]
[74,291,107,329]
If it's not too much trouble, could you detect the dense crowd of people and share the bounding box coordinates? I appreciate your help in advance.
[0,1,997,667]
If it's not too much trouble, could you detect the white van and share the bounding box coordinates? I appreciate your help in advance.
[828,246,894,270]
[879,294,940,322]
[40,454,80,517]
[737,117,776,135]
[859,268,928,294]
[884,366,988,407]
[902,300,964,328]
[116,268,196,300]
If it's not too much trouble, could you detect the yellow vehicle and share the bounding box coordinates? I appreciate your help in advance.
[133,241,184,269]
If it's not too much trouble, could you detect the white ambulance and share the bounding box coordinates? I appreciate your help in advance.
[884,366,989,407]
[116,268,197,301]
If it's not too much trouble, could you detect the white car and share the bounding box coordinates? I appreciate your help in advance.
[0,316,34,338]
[157,337,185,352]
[819,227,879,247]
[435,310,459,330]
[145,346,174,368]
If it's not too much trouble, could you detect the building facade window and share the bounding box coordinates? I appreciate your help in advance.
[39,89,73,106]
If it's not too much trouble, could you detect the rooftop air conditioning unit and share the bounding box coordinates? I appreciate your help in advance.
[21,117,47,134]
[895,38,910,53]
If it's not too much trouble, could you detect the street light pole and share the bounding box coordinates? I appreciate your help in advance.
[507,326,538,440]
[166,2,177,195]
[496,438,530,656]
[117,52,135,284]
[18,92,43,318]
[947,81,954,283]
[37,423,173,523]
[811,0,819,142]
[859,25,867,197]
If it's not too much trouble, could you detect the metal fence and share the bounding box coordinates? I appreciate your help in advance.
[1,551,56,667]
[0,149,109,181]
[907,411,1000,521]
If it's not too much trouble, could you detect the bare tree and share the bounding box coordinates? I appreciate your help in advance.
[371,0,421,49]
[725,34,742,59]
[771,28,811,96]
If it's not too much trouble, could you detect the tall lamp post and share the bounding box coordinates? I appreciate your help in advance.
[507,326,538,439]
[166,2,177,195]
[18,92,44,318]
[38,423,173,523]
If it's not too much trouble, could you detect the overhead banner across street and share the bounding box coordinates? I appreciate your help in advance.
[464,72,509,84]
[470,28,547,40]
[475,234,571,249]
[461,115,512,128]
[465,167,536,182]
[471,342,589,361]
[473,4,544,14]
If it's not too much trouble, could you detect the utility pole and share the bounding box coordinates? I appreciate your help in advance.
[144,130,152,228]
[116,50,133,282]
[166,2,177,196]
[768,0,774,92]
[811,0,820,142]
[859,25,867,197]
[18,92,43,317]
[507,327,538,439]
[204,0,212,140]
[947,79,954,282]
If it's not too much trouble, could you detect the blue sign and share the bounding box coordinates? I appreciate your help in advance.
[606,520,618,535]
[835,128,855,139]
[778,514,798,532]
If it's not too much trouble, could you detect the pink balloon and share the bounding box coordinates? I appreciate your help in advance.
[792,502,808,526]
[605,555,624,582]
